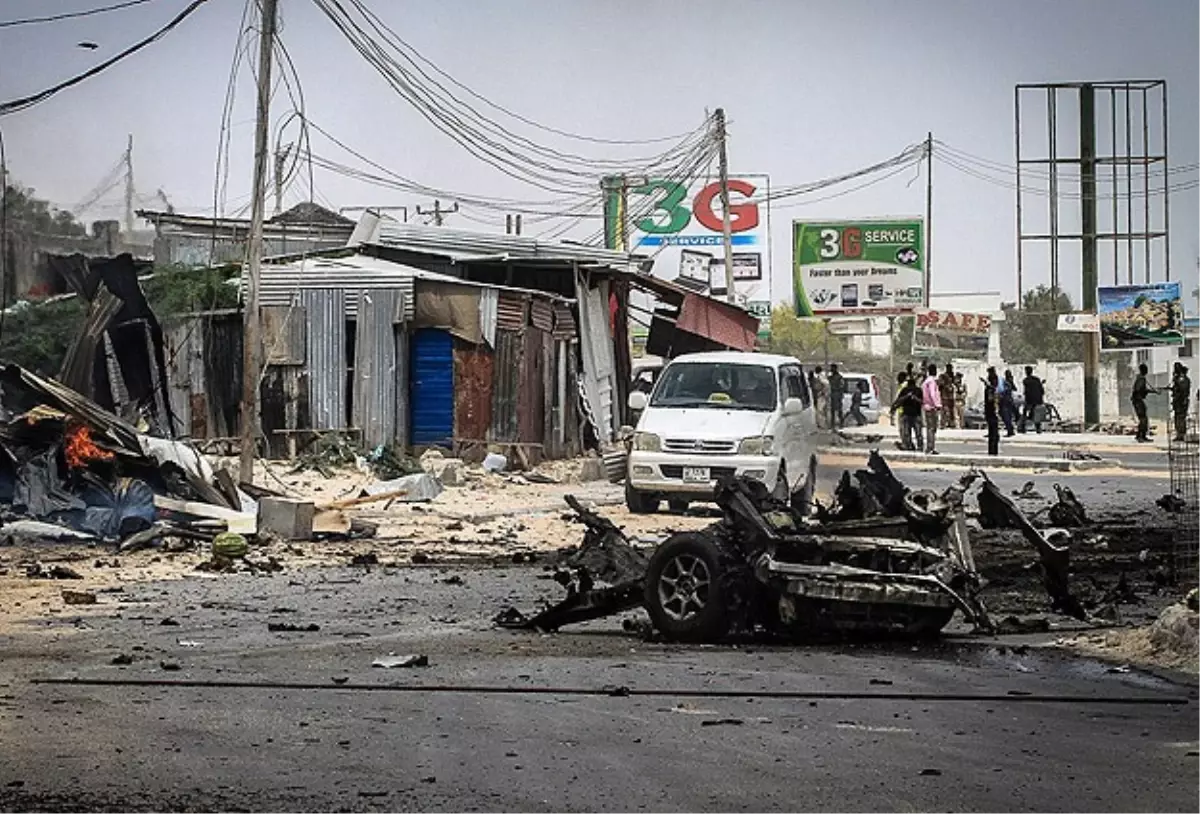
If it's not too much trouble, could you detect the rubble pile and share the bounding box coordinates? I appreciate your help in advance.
[0,364,255,549]
[500,452,1125,643]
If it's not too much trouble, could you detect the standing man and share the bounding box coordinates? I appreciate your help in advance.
[984,367,1001,456]
[954,372,968,429]
[1171,362,1192,442]
[810,366,828,429]
[828,364,846,429]
[1132,363,1157,443]
[892,372,922,450]
[1022,366,1045,434]
[1000,370,1019,437]
[922,363,942,454]
[847,380,869,426]
[938,363,957,428]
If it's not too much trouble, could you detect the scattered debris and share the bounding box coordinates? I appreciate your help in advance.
[919,768,943,777]
[1012,481,1043,500]
[372,654,429,669]
[994,616,1051,635]
[482,453,507,473]
[350,552,379,567]
[700,718,744,727]
[159,661,181,671]
[1156,494,1187,513]
[110,653,133,665]
[1047,484,1088,528]
[360,472,441,503]
[159,617,180,626]
[267,622,320,632]
[25,563,83,580]
[61,589,97,605]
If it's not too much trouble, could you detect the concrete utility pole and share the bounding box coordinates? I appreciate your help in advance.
[239,0,278,483]
[925,132,933,306]
[417,199,458,226]
[1080,84,1100,428]
[124,134,134,238]
[714,108,736,303]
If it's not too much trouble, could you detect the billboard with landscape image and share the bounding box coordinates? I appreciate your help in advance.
[1098,282,1183,350]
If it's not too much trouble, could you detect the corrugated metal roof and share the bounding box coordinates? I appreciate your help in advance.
[362,218,644,268]
[245,253,572,321]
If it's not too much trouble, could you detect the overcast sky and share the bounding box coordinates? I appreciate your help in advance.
[1,0,1197,310]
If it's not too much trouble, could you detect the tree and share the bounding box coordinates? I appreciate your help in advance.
[999,285,1086,364]
[763,304,846,362]
[2,179,87,237]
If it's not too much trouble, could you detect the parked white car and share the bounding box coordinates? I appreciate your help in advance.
[625,351,819,513]
[837,372,883,424]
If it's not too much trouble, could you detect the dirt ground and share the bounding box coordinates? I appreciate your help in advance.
[1,453,1193,675]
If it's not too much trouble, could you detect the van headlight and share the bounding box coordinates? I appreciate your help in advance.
[738,435,774,455]
[632,432,661,452]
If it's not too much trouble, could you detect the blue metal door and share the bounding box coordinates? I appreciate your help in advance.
[409,328,454,447]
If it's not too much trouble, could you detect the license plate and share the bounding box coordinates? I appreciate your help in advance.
[682,466,710,483]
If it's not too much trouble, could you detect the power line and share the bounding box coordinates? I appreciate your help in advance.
[333,0,697,147]
[0,0,211,116]
[0,0,154,28]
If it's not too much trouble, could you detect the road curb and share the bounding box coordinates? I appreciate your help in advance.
[817,446,1118,471]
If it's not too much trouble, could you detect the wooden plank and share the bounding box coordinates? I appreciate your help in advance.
[317,488,408,511]
[153,495,257,535]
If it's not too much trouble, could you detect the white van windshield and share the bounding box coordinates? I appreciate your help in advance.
[650,362,778,412]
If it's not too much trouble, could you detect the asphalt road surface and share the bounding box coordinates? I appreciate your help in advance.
[2,470,1197,814]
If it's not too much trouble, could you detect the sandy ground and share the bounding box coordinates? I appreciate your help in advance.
[0,455,710,637]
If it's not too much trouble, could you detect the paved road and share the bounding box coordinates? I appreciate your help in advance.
[2,537,1196,812]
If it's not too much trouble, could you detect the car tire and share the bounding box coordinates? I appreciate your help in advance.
[625,481,658,514]
[667,498,690,514]
[644,532,734,642]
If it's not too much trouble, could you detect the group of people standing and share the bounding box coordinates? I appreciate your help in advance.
[1131,362,1193,443]
[979,366,1046,455]
[890,363,967,454]
[808,364,871,429]
[891,363,1048,456]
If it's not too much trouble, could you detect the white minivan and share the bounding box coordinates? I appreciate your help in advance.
[625,351,819,513]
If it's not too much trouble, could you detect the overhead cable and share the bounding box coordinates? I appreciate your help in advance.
[0,0,154,28]
[0,0,211,116]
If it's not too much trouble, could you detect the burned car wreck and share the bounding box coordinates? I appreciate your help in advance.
[501,452,1083,642]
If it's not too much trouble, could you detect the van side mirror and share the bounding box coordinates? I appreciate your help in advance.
[628,391,648,411]
[783,397,804,415]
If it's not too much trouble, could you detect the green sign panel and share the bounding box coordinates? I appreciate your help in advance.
[792,219,925,316]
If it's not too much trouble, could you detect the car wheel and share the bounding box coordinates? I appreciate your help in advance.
[667,498,690,514]
[643,532,733,642]
[625,481,658,514]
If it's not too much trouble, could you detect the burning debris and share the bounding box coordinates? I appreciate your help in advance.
[0,364,255,547]
[501,453,1097,643]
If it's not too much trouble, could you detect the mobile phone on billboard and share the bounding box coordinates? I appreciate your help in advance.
[840,283,859,308]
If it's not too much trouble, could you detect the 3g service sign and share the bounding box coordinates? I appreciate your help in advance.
[792,219,925,316]
[611,174,772,303]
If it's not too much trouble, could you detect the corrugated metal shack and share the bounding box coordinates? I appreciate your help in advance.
[165,253,583,462]
[138,203,356,269]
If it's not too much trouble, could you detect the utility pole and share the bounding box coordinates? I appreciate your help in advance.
[417,199,458,226]
[924,132,933,306]
[124,134,134,238]
[238,0,278,483]
[1079,84,1100,428]
[714,109,736,304]
[273,143,291,216]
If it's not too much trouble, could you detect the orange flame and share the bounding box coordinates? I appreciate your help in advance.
[64,423,115,469]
